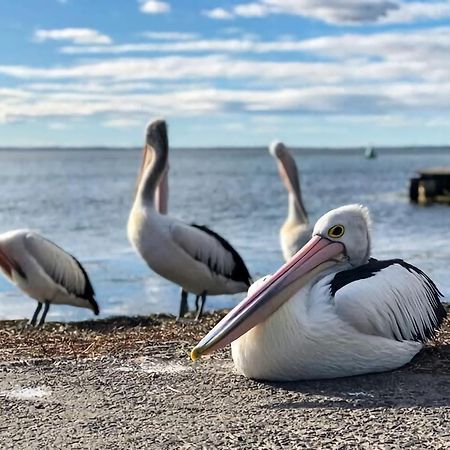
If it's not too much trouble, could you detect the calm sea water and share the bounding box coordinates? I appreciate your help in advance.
[0,147,449,322]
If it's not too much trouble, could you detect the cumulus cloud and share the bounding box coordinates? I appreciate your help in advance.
[139,0,170,14]
[59,39,261,55]
[3,20,450,131]
[139,31,199,40]
[205,0,398,24]
[204,0,450,25]
[34,28,112,45]
[234,3,269,17]
[56,27,450,77]
[3,83,450,125]
[202,8,234,20]
[380,0,450,23]
[1,50,450,86]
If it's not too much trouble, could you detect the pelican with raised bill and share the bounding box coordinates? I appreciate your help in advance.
[269,141,311,261]
[0,230,99,326]
[191,205,447,381]
[127,119,252,320]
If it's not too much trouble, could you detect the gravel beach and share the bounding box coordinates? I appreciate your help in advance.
[1,311,449,449]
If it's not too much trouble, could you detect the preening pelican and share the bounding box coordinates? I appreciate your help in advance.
[269,141,311,261]
[192,204,446,381]
[127,119,252,320]
[0,230,99,326]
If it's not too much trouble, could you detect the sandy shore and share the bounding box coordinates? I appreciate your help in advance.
[1,311,449,449]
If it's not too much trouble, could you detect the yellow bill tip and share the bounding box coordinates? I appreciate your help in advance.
[190,347,201,361]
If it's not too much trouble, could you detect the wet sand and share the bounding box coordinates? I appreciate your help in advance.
[1,311,449,449]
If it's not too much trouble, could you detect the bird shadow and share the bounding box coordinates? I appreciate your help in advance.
[255,344,450,410]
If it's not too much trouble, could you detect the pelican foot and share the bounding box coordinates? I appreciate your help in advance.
[175,317,198,324]
[19,321,34,332]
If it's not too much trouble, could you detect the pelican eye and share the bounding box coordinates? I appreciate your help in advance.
[328,224,345,238]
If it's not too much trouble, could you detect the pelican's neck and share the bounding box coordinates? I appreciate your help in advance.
[136,147,168,210]
[287,192,308,226]
[155,166,169,214]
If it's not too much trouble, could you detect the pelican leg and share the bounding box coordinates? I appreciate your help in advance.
[29,302,43,327]
[195,291,207,321]
[37,300,50,327]
[177,289,189,320]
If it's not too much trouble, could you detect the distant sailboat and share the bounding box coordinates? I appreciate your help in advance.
[365,145,377,159]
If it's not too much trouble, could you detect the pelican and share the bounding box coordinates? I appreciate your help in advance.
[269,141,311,261]
[0,230,99,326]
[191,204,446,381]
[127,119,252,320]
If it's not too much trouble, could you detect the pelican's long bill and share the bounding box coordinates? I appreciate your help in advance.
[191,235,345,360]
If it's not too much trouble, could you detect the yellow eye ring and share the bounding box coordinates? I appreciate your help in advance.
[328,224,345,238]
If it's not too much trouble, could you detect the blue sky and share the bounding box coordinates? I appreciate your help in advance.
[2,0,450,147]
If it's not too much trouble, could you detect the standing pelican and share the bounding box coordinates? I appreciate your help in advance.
[155,161,218,317]
[0,230,99,326]
[269,141,311,261]
[127,119,252,320]
[192,204,446,380]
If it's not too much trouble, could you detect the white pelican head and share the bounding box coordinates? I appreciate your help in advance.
[191,204,372,360]
[146,119,168,157]
[137,119,168,178]
[313,204,371,267]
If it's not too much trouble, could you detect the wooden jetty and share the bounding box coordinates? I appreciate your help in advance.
[410,167,450,205]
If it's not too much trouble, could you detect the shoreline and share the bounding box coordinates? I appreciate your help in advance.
[0,311,230,360]
[0,308,449,364]
[1,310,449,448]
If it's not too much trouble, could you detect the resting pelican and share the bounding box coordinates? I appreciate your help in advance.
[269,141,311,261]
[192,204,446,381]
[0,230,99,326]
[127,119,252,320]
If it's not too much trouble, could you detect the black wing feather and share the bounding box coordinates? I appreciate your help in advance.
[330,258,446,343]
[190,224,252,286]
[27,234,99,315]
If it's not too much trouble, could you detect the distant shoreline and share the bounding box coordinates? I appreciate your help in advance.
[1,145,450,153]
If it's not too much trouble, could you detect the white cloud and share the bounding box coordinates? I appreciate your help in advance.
[56,27,450,78]
[205,0,398,23]
[3,83,450,125]
[139,0,170,14]
[102,118,142,128]
[59,39,262,55]
[4,23,450,132]
[0,87,31,99]
[204,0,450,25]
[2,50,450,87]
[234,3,269,17]
[381,0,450,24]
[34,28,112,45]
[139,31,199,40]
[203,8,234,20]
[25,81,159,93]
